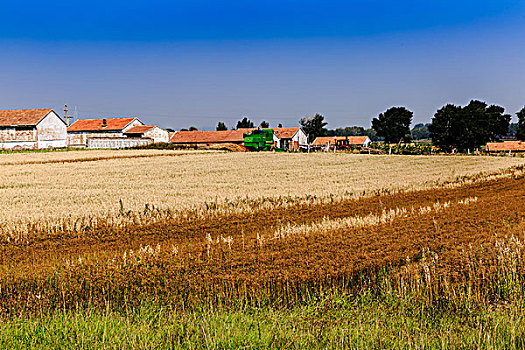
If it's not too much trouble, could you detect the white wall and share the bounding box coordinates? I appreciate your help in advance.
[144,127,170,143]
[37,111,67,148]
[293,129,308,147]
[0,141,37,150]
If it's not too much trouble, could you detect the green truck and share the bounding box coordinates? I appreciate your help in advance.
[243,128,275,151]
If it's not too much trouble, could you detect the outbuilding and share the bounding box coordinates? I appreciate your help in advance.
[124,125,170,143]
[273,127,308,151]
[0,109,67,149]
[312,136,371,150]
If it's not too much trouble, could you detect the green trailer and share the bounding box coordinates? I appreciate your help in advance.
[243,128,275,151]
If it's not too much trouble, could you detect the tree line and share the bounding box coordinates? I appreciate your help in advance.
[300,101,524,151]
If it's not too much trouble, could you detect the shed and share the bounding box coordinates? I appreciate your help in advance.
[0,109,67,149]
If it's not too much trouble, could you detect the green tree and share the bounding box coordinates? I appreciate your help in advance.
[260,121,269,128]
[216,122,227,131]
[411,123,431,140]
[517,107,525,141]
[371,107,413,143]
[430,100,511,151]
[300,114,328,143]
[236,117,254,129]
[428,104,461,152]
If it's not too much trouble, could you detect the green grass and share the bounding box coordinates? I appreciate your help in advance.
[2,292,525,349]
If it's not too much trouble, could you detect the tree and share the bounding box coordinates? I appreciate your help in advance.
[430,100,511,152]
[216,122,227,131]
[236,117,254,129]
[517,106,525,141]
[189,126,198,131]
[371,107,413,143]
[411,123,430,140]
[278,123,283,128]
[260,121,269,128]
[300,113,328,143]
[428,104,462,152]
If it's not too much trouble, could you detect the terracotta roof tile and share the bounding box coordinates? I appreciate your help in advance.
[68,117,137,132]
[312,136,369,146]
[486,141,525,152]
[273,127,300,139]
[0,109,54,127]
[124,125,156,134]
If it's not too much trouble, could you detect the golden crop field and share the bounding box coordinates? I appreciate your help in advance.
[0,150,523,226]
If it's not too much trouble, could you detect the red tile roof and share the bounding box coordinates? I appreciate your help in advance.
[312,136,369,146]
[0,109,54,127]
[170,129,256,144]
[68,117,137,132]
[124,125,156,134]
[274,127,301,139]
[486,141,525,152]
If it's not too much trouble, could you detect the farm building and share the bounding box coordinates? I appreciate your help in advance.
[170,129,252,145]
[273,127,308,151]
[171,127,307,151]
[486,141,525,153]
[312,136,371,150]
[67,117,144,147]
[124,125,170,143]
[0,109,67,150]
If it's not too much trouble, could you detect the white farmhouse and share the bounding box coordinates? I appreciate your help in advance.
[0,109,67,149]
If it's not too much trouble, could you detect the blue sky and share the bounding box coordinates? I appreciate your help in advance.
[1,0,525,129]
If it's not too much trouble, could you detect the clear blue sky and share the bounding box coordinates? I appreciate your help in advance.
[1,0,525,129]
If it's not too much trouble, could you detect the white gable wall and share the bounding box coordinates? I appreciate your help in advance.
[144,127,170,143]
[122,118,144,132]
[37,111,67,148]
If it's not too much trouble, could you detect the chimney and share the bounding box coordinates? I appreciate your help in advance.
[102,119,107,128]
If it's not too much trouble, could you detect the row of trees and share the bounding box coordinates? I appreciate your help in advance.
[369,101,525,151]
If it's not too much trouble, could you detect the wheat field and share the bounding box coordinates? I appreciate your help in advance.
[0,150,523,225]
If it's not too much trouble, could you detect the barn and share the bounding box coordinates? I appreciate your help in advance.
[170,129,253,145]
[124,125,170,143]
[0,109,67,150]
[171,127,307,151]
[67,117,144,147]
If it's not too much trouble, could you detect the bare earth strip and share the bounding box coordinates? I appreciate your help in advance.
[0,151,523,224]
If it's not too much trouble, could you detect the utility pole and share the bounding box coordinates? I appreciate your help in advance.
[64,105,69,126]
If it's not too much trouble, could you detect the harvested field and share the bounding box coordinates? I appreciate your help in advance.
[1,152,525,348]
[0,151,523,226]
[0,162,524,312]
